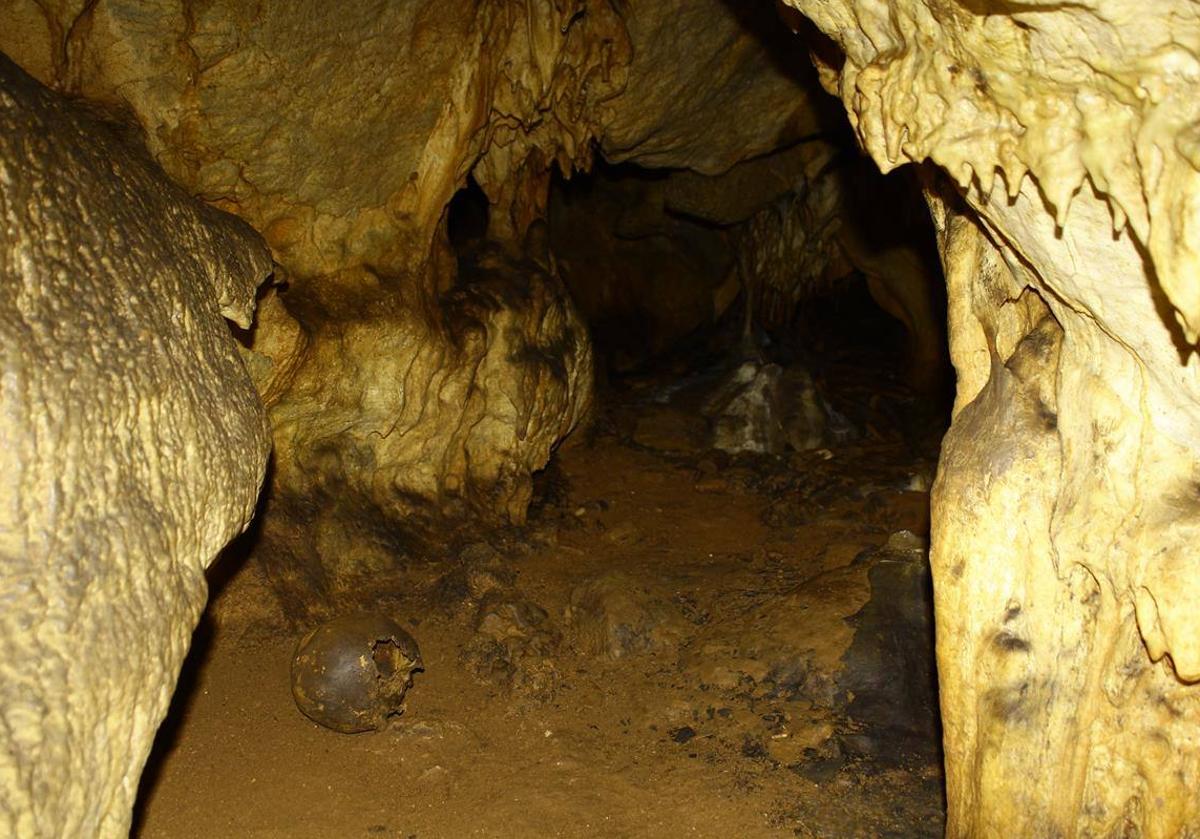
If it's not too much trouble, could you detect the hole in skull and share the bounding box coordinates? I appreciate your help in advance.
[371,638,404,680]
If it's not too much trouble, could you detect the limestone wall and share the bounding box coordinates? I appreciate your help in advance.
[782,0,1200,832]
[0,55,272,836]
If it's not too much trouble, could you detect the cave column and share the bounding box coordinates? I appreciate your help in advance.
[927,183,1200,837]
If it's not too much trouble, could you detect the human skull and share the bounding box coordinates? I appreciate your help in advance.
[291,613,423,734]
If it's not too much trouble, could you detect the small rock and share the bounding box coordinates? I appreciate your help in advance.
[406,721,441,739]
[905,472,931,492]
[418,765,450,785]
[693,477,729,494]
[565,573,683,660]
[602,520,641,545]
[885,529,927,554]
[463,592,561,699]
[741,736,769,759]
[793,754,845,784]
[669,726,696,744]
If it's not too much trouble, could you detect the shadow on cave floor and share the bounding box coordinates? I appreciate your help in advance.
[133,279,947,838]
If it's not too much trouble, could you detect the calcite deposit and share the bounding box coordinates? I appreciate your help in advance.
[256,248,592,614]
[9,0,1200,833]
[782,0,1200,832]
[1,0,629,282]
[0,55,272,837]
[0,0,612,596]
[0,0,887,606]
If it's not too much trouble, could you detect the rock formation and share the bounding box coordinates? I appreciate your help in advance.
[0,0,871,612]
[0,0,611,606]
[6,0,1199,834]
[781,0,1200,832]
[257,247,592,614]
[0,55,272,836]
[598,0,826,171]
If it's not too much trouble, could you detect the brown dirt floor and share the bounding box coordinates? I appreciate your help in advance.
[133,370,946,839]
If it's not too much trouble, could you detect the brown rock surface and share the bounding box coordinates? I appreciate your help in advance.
[0,0,629,282]
[0,1,612,589]
[0,55,272,837]
[257,250,592,615]
[599,0,829,173]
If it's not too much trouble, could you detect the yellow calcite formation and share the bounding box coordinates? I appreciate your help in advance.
[788,0,1200,339]
[0,0,840,587]
[0,56,272,837]
[256,252,592,613]
[3,0,629,283]
[0,0,612,573]
[782,0,1200,833]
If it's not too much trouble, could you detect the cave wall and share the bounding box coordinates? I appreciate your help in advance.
[780,0,1200,833]
[0,0,621,606]
[0,56,272,836]
[598,0,829,172]
[2,0,627,282]
[0,0,858,610]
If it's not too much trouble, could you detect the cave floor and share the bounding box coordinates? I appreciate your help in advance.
[134,369,946,838]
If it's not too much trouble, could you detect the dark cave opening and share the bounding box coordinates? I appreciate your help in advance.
[540,148,952,447]
[447,175,490,247]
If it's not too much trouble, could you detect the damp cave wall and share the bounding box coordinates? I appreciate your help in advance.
[2,0,1200,836]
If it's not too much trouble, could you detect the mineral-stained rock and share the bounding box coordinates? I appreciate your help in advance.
[0,0,630,284]
[250,247,592,615]
[0,54,272,837]
[681,564,870,705]
[0,1,611,592]
[782,0,1200,830]
[926,183,1200,837]
[599,0,835,173]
